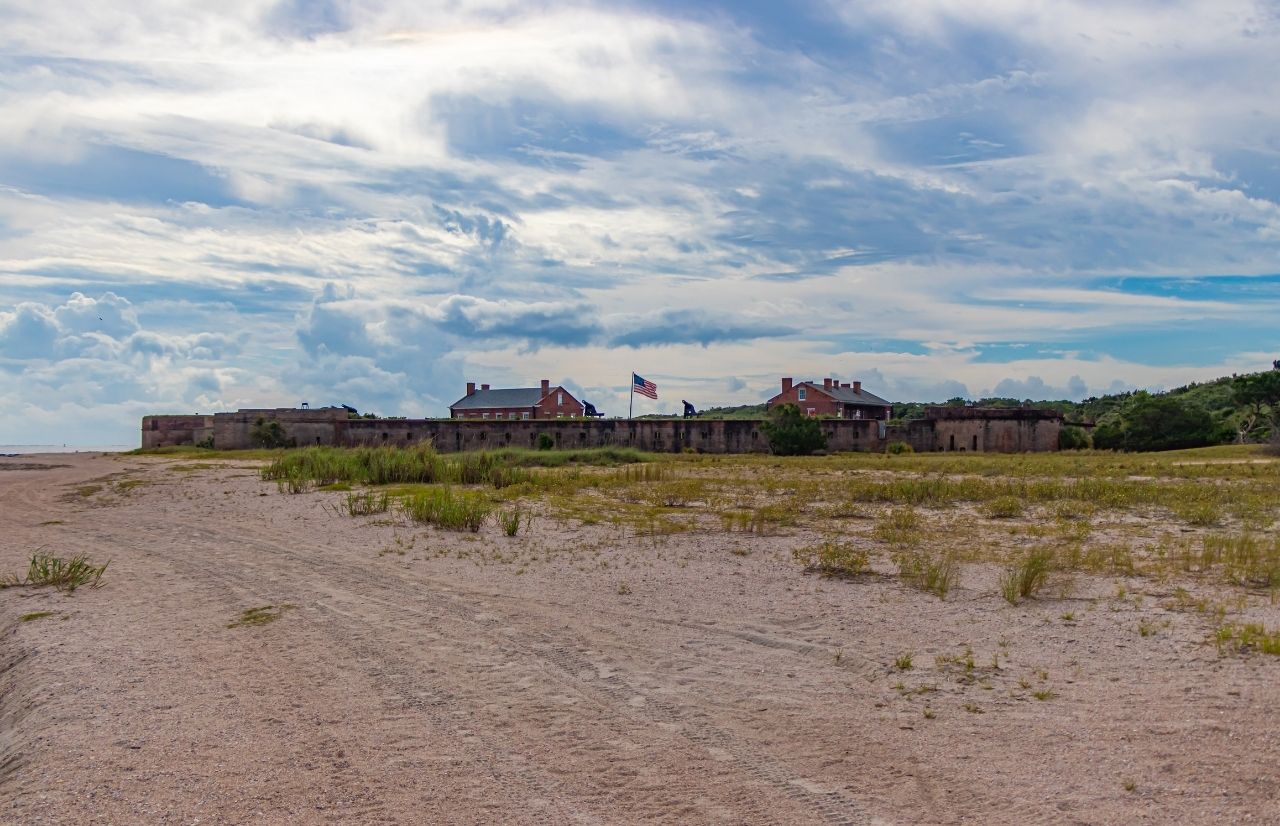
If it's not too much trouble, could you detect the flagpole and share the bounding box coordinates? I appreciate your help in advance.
[628,373,634,420]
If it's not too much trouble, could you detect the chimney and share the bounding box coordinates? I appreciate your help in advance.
[853,381,862,394]
[466,381,476,396]
[541,379,550,396]
[481,383,490,391]
[781,377,793,392]
[824,377,833,389]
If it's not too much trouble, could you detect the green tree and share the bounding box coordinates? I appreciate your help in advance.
[1233,369,1280,443]
[1091,393,1225,452]
[761,404,827,456]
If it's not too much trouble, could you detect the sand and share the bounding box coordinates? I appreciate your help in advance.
[1,453,1277,824]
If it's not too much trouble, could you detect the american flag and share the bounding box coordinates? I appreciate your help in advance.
[632,372,658,399]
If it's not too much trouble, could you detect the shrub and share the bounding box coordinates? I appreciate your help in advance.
[761,404,826,456]
[1058,426,1089,450]
[793,540,870,577]
[536,433,555,451]
[250,417,291,449]
[886,441,914,455]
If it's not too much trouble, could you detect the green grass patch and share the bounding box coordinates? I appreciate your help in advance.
[401,487,492,532]
[228,604,295,629]
[19,611,58,622]
[1215,622,1280,656]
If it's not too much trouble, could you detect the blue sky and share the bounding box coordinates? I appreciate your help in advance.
[2,0,1279,444]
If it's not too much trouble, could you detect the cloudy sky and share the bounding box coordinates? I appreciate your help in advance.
[2,0,1279,444]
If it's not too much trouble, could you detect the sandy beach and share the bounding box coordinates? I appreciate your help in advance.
[2,452,1278,824]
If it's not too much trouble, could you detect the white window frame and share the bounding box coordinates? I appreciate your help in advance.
[806,407,816,417]
[481,412,489,419]
[557,392,564,404]
[798,387,807,401]
[522,412,530,420]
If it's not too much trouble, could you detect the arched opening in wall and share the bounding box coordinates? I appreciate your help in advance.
[478,431,486,441]
[316,436,321,445]
[504,432,511,444]
[949,434,955,451]
[406,432,413,441]
[972,434,978,451]
[529,432,538,446]
[382,432,389,440]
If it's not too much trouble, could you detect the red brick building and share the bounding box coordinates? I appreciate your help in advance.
[766,377,892,419]
[449,379,584,420]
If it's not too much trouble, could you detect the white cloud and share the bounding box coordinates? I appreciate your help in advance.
[2,1,1279,441]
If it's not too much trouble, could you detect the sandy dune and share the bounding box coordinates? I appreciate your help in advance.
[1,453,1277,824]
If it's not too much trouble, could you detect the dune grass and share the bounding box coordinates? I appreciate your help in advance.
[1,552,110,593]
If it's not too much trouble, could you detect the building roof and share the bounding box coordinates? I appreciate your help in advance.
[802,382,891,407]
[449,387,547,410]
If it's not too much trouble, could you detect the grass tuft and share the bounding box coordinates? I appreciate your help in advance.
[498,507,525,536]
[343,490,390,516]
[17,553,110,593]
[893,547,959,599]
[999,546,1054,605]
[793,540,871,578]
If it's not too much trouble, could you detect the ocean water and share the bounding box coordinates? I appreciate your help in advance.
[0,445,131,455]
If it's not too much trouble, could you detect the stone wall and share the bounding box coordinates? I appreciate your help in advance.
[144,407,1061,454]
[141,415,214,449]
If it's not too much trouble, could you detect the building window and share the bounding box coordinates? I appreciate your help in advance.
[798,387,806,401]
[557,392,564,404]
[557,412,564,418]
[482,412,489,419]
[523,412,530,420]
[806,407,816,417]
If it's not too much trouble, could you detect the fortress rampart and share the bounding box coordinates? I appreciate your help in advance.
[142,407,1063,454]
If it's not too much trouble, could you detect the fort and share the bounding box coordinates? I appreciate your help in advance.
[141,404,1064,453]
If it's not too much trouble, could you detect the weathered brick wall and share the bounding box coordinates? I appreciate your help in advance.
[931,418,1061,453]
[211,408,347,449]
[145,409,1060,453]
[141,415,214,448]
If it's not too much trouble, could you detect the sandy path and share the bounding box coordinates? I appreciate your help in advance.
[1,454,1277,824]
